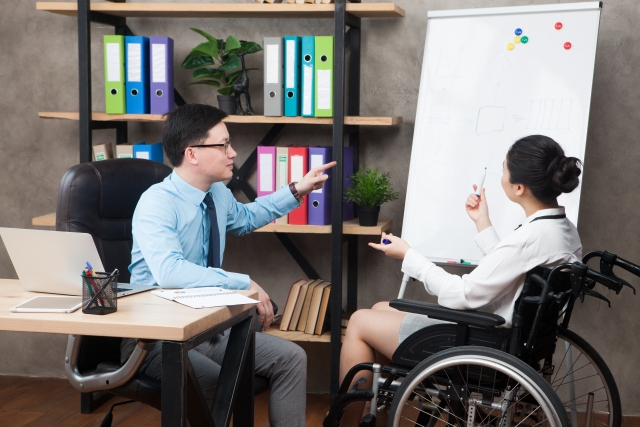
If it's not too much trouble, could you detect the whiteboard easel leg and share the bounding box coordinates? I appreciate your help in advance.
[398,273,411,299]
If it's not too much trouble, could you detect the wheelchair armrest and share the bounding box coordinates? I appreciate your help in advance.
[390,299,506,327]
[64,334,156,393]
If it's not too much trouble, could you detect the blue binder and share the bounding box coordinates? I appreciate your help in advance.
[125,36,150,114]
[284,36,301,117]
[300,36,315,117]
[133,141,164,163]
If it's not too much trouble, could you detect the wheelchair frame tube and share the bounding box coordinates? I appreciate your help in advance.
[370,363,381,415]
[398,273,411,299]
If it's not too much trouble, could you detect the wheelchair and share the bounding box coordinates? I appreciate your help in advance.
[324,250,638,427]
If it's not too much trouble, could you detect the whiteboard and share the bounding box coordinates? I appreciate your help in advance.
[402,2,601,264]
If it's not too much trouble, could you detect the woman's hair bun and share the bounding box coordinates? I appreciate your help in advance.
[548,156,582,193]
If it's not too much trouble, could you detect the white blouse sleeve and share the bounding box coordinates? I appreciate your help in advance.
[474,226,501,255]
[402,239,535,311]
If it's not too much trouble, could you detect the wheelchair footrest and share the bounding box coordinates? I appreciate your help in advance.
[323,390,375,427]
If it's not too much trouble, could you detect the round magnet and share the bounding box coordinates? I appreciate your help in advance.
[507,43,515,51]
[515,28,523,36]
[555,22,563,30]
[514,36,521,44]
[564,42,572,50]
[521,36,529,44]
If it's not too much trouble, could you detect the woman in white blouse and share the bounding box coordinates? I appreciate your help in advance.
[339,135,583,425]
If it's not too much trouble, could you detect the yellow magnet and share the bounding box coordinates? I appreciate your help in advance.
[514,36,521,44]
[507,43,515,51]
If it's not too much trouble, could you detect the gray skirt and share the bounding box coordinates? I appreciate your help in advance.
[398,313,450,344]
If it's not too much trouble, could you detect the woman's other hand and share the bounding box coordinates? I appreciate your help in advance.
[466,185,492,232]
[368,232,411,260]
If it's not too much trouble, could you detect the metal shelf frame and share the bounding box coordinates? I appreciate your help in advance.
[73,0,364,397]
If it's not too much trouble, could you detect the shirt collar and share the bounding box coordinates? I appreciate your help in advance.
[525,206,566,223]
[170,170,209,207]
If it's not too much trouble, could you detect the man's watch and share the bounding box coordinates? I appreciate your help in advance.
[289,182,304,204]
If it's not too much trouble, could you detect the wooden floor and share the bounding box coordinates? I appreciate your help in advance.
[0,376,330,427]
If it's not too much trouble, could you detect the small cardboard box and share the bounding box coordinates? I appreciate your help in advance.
[92,143,113,161]
[115,144,134,159]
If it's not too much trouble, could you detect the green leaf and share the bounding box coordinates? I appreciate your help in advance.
[217,53,240,71]
[188,80,221,87]
[191,40,219,59]
[218,85,235,96]
[181,52,215,69]
[190,27,217,43]
[192,68,225,80]
[225,36,242,52]
[239,41,263,54]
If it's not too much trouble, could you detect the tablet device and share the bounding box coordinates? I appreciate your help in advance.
[10,296,83,313]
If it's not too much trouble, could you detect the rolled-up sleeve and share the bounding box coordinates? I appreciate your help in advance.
[402,239,533,311]
[225,186,299,236]
[132,193,250,290]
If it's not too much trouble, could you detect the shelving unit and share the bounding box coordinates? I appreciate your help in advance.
[39,111,403,126]
[37,0,404,395]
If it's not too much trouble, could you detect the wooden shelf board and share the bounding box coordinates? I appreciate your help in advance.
[32,212,56,227]
[255,219,392,235]
[39,112,402,126]
[36,2,405,19]
[263,328,343,343]
[33,213,391,235]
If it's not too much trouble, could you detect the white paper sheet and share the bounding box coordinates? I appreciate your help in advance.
[311,154,323,194]
[127,43,141,83]
[106,43,121,82]
[286,40,295,88]
[259,153,274,192]
[266,44,279,84]
[152,43,166,83]
[318,69,331,110]
[303,65,313,115]
[152,287,258,309]
[291,155,304,182]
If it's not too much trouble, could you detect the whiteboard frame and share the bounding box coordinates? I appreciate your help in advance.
[428,1,602,19]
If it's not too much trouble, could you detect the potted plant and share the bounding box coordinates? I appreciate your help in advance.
[345,168,399,226]
[181,28,263,115]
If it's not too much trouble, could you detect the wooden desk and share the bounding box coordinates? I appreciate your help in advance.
[0,280,258,427]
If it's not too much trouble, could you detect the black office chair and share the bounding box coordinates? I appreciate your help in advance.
[57,158,269,426]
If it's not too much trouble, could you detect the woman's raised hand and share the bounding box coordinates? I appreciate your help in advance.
[466,185,492,232]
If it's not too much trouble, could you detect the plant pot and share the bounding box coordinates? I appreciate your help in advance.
[357,206,380,226]
[217,95,237,115]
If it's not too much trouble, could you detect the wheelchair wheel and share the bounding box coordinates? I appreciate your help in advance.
[547,327,621,427]
[388,346,569,427]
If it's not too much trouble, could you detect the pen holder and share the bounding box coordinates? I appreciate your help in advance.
[82,270,118,315]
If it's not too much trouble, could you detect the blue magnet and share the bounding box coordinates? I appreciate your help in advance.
[382,239,391,245]
[515,28,523,36]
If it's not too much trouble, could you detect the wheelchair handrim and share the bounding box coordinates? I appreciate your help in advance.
[391,354,565,427]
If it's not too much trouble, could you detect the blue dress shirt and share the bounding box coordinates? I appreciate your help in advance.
[129,171,299,290]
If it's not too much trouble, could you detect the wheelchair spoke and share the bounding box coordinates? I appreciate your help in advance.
[560,387,605,406]
[551,361,592,389]
[552,372,601,391]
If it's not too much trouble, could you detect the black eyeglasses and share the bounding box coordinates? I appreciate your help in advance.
[182,140,232,155]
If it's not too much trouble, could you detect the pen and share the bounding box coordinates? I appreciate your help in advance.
[476,167,487,198]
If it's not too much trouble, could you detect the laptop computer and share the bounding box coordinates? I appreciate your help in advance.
[0,228,155,297]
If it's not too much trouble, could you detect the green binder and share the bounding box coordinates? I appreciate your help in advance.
[104,35,126,114]
[314,36,334,118]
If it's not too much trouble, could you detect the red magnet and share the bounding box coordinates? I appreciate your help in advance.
[564,42,572,50]
[555,22,563,30]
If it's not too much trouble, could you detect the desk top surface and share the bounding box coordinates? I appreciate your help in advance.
[0,280,257,341]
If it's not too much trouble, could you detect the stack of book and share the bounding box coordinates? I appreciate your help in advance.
[279,279,332,335]
[257,146,355,225]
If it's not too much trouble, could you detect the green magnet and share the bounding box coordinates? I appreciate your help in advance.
[521,36,529,44]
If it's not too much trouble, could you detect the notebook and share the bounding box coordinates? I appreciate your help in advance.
[152,287,258,309]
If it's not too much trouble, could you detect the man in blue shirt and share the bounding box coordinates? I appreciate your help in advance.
[121,104,335,426]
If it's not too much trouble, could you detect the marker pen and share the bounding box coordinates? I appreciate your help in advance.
[476,167,487,198]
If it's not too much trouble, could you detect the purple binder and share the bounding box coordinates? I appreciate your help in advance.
[308,147,332,225]
[343,146,355,221]
[149,37,175,115]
